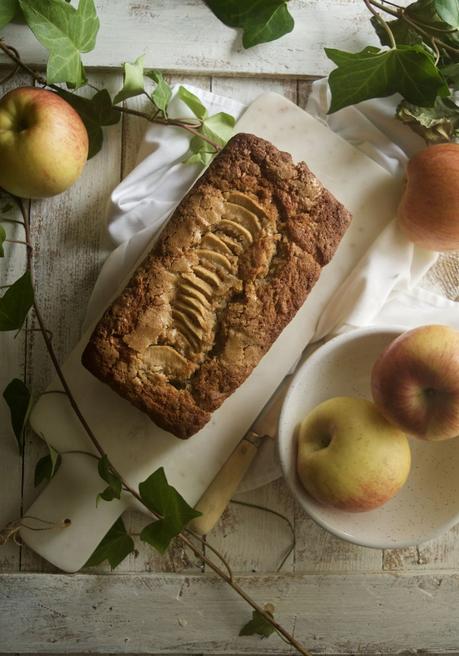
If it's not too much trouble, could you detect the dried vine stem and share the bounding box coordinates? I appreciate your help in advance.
[0,516,70,546]
[367,0,459,55]
[0,40,221,152]
[5,190,310,656]
[364,0,396,49]
[0,34,308,654]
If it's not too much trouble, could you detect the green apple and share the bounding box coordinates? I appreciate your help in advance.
[0,86,88,199]
[372,325,459,441]
[296,397,411,512]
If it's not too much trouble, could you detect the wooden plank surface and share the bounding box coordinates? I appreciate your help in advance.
[0,0,380,77]
[19,72,123,573]
[0,73,31,573]
[1,18,459,652]
[1,572,459,653]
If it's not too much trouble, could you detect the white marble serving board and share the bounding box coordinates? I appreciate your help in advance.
[21,93,402,572]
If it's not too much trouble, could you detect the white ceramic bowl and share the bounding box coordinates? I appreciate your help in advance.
[278,326,459,549]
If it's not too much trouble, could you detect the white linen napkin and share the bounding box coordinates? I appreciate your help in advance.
[83,82,458,491]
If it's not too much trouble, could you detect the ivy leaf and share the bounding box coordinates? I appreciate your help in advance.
[435,0,459,27]
[0,271,34,332]
[0,225,6,257]
[57,88,120,158]
[239,2,294,49]
[239,605,276,639]
[97,454,122,504]
[326,45,449,113]
[441,61,459,88]
[0,0,19,30]
[177,86,208,120]
[406,0,448,27]
[139,467,201,554]
[401,0,459,57]
[183,111,236,166]
[397,96,459,142]
[19,0,99,88]
[371,16,423,47]
[34,442,62,486]
[184,150,214,166]
[203,112,236,144]
[3,378,31,450]
[114,56,145,104]
[85,517,135,569]
[145,70,172,115]
[205,0,294,49]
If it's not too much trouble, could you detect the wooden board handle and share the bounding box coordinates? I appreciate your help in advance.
[189,437,260,535]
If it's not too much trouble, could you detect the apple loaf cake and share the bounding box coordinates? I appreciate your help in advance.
[82,133,352,438]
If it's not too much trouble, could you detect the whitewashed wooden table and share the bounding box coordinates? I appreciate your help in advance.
[1,2,459,653]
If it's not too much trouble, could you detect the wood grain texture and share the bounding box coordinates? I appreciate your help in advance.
[207,479,295,575]
[384,525,459,572]
[294,503,382,572]
[109,75,212,575]
[1,572,459,653]
[0,73,31,573]
[0,20,458,651]
[19,71,123,572]
[0,0,380,77]
[205,77,297,576]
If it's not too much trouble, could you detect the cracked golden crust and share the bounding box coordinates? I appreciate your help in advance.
[82,133,352,438]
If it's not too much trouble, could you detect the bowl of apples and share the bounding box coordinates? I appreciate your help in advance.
[278,324,459,549]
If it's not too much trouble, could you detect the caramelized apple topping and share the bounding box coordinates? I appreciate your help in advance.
[133,192,271,377]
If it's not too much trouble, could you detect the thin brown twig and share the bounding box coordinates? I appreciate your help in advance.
[0,516,70,546]
[366,0,401,19]
[39,389,68,397]
[0,63,19,85]
[0,41,50,88]
[378,0,402,9]
[230,499,296,572]
[60,449,99,460]
[1,217,25,226]
[14,197,107,461]
[187,531,234,580]
[25,327,53,339]
[0,40,221,153]
[368,0,459,54]
[401,13,459,54]
[5,238,32,248]
[431,38,441,65]
[113,105,219,151]
[364,0,396,48]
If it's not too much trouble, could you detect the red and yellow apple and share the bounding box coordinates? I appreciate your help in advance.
[372,325,459,441]
[296,397,411,512]
[0,87,88,198]
[398,144,459,251]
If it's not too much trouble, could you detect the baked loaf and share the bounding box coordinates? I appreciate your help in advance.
[82,133,352,438]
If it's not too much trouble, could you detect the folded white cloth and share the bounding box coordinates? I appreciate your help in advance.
[83,81,458,491]
[305,79,458,338]
[84,87,245,327]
